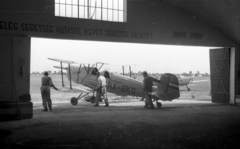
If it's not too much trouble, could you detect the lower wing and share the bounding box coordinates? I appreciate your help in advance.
[57,85,93,93]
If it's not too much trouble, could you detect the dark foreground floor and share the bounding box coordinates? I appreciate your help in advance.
[0,100,240,149]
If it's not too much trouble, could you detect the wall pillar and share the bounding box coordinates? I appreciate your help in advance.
[0,35,14,101]
[235,45,240,105]
[230,47,236,105]
[0,35,30,102]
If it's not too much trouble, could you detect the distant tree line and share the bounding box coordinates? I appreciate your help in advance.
[120,71,210,78]
[31,70,66,75]
[31,70,210,77]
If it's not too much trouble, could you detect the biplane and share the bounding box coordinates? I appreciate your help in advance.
[176,74,209,91]
[48,58,180,108]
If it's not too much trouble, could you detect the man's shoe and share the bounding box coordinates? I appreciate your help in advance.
[42,109,48,111]
[148,106,154,109]
[49,107,52,111]
[105,104,109,107]
[94,105,99,107]
[144,105,148,108]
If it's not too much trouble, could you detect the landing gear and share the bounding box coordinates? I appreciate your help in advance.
[70,93,89,105]
[90,96,95,103]
[156,102,162,108]
[186,85,191,91]
[71,97,78,105]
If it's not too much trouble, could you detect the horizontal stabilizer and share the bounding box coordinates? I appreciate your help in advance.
[57,85,92,93]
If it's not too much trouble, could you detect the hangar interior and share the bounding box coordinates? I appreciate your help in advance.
[0,0,240,117]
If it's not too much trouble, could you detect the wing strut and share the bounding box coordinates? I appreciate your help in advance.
[90,63,96,73]
[98,63,104,70]
[122,66,125,75]
[129,66,132,78]
[83,64,88,74]
[60,62,64,87]
[80,63,96,84]
[68,64,72,89]
[77,64,82,83]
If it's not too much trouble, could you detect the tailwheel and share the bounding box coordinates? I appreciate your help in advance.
[156,102,162,108]
[71,97,78,105]
[90,96,95,103]
[186,85,191,91]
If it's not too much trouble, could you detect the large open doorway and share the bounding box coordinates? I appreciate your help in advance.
[30,37,213,104]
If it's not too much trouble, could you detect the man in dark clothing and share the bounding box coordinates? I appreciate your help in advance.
[41,71,58,111]
[142,71,161,109]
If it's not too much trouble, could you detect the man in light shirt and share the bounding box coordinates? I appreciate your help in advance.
[94,72,109,107]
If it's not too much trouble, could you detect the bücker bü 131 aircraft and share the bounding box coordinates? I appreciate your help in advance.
[176,74,209,91]
[48,58,180,108]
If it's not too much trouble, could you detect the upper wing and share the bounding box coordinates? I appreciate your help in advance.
[48,58,77,64]
[49,58,110,67]
[57,84,93,93]
[48,58,84,65]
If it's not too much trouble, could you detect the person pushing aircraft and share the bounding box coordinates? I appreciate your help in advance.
[94,72,109,107]
[142,71,161,109]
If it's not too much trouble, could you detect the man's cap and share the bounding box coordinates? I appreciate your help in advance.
[142,71,148,75]
[44,71,48,76]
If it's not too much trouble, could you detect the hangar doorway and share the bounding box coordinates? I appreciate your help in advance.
[30,38,212,103]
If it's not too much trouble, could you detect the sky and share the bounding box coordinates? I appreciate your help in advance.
[31,37,211,74]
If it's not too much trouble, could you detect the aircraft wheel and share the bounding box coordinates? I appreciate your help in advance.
[71,97,78,105]
[90,96,95,103]
[188,88,191,91]
[157,102,162,108]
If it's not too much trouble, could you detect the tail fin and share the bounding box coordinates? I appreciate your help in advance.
[156,73,180,101]
[189,73,195,84]
[191,73,195,78]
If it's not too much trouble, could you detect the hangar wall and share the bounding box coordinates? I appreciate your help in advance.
[0,0,239,103]
[0,35,13,100]
[0,0,237,47]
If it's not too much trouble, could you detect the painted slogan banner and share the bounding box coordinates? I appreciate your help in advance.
[0,20,153,40]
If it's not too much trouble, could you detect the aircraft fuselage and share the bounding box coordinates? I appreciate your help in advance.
[67,66,158,98]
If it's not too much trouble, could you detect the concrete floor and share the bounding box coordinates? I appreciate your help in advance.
[1,99,240,149]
